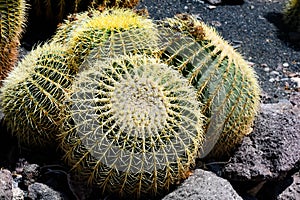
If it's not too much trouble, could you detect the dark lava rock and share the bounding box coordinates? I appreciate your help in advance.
[162,169,242,200]
[28,182,62,200]
[22,164,40,187]
[222,96,300,199]
[0,169,13,199]
[224,99,300,181]
[277,171,300,200]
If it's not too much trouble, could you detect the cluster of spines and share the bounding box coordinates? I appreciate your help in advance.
[0,0,27,84]
[60,54,204,198]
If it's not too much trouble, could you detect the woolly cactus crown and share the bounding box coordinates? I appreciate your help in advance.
[61,54,205,198]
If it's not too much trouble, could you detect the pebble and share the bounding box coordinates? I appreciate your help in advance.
[208,5,217,9]
[283,62,289,67]
[269,78,276,83]
[270,71,280,76]
[291,77,300,88]
[264,67,271,72]
[281,78,290,82]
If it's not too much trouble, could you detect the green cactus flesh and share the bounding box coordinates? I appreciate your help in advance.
[284,0,300,32]
[0,43,76,146]
[154,14,260,158]
[51,8,158,71]
[0,0,27,83]
[60,54,204,198]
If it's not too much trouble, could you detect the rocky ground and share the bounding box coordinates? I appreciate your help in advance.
[1,0,300,199]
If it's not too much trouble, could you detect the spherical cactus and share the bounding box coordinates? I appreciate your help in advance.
[60,54,205,198]
[0,43,76,146]
[155,14,260,158]
[51,8,158,71]
[0,0,27,84]
[283,0,300,32]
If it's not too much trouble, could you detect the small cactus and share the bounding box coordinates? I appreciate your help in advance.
[283,0,300,32]
[0,43,76,146]
[155,14,260,158]
[60,54,204,198]
[51,8,158,71]
[0,0,27,84]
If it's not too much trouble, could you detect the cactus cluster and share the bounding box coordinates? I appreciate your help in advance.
[93,13,261,158]
[0,8,158,147]
[283,0,300,32]
[60,54,204,198]
[0,7,261,199]
[0,0,27,84]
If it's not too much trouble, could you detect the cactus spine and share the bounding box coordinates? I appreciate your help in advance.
[0,43,76,146]
[60,54,204,198]
[283,0,300,32]
[0,0,27,84]
[155,14,260,158]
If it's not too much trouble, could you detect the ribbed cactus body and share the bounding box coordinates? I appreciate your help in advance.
[155,14,260,158]
[284,0,300,32]
[60,55,204,198]
[51,8,158,71]
[0,43,75,146]
[0,0,27,84]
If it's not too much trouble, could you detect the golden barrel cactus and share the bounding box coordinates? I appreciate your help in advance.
[155,14,261,158]
[60,54,205,198]
[0,43,76,146]
[51,8,158,71]
[0,0,27,84]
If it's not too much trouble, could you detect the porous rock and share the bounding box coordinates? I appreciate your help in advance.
[27,182,62,200]
[277,171,300,200]
[223,97,300,181]
[0,169,13,199]
[162,169,242,200]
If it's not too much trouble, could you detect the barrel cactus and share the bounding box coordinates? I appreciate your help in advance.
[51,8,158,71]
[0,43,76,146]
[283,0,300,32]
[60,54,205,198]
[154,14,260,158]
[0,0,27,84]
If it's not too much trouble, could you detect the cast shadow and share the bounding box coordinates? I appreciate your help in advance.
[265,12,300,51]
